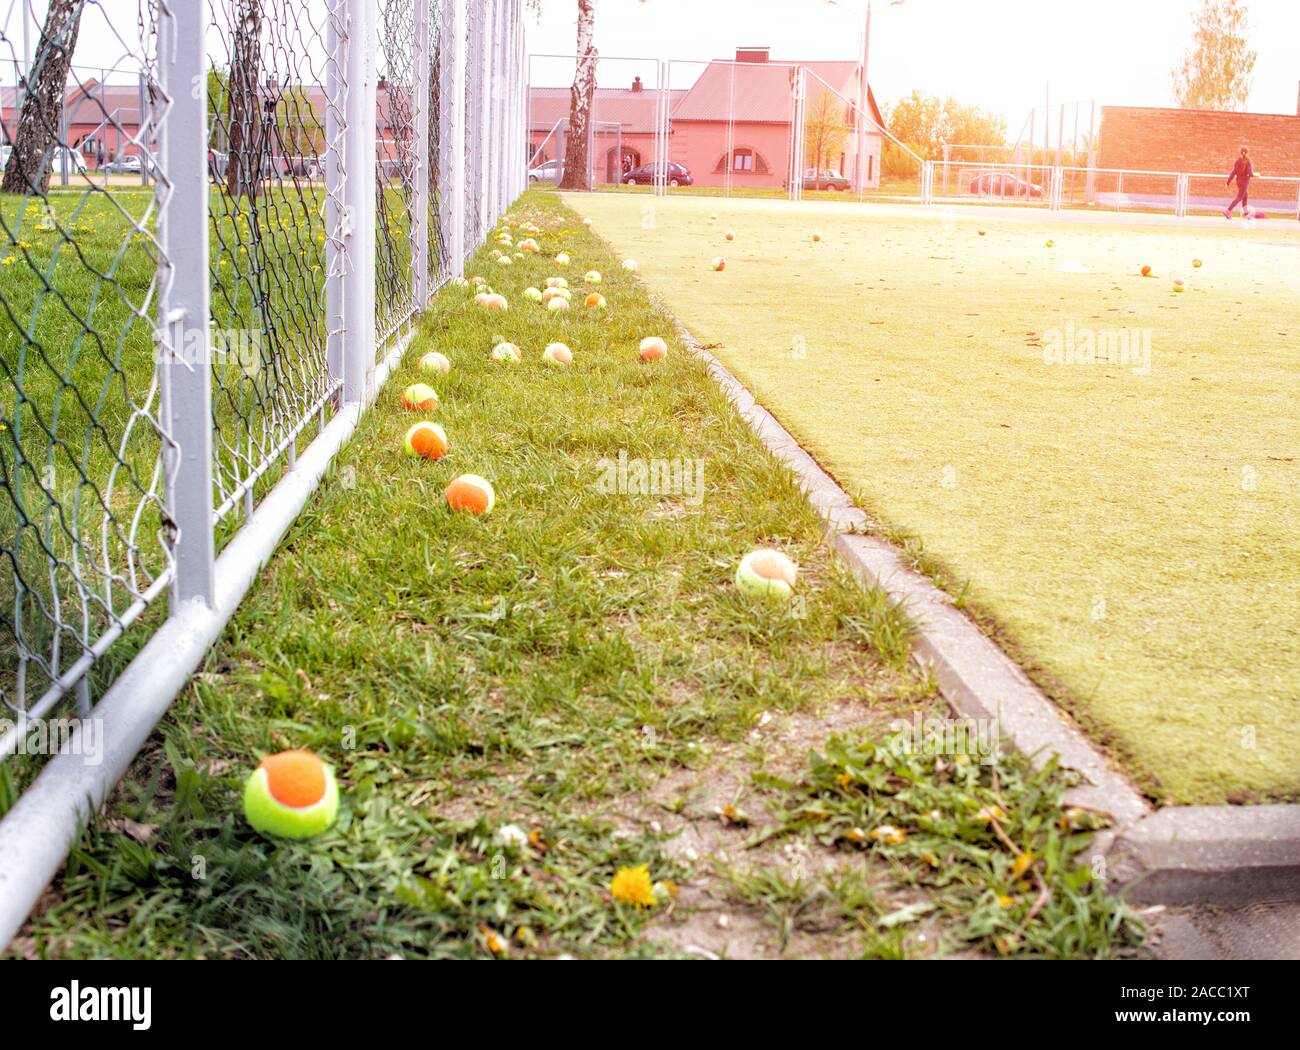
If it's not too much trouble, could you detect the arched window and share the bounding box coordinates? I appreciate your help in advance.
[712,147,770,175]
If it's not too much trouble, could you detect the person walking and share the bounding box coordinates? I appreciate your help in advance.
[1224,146,1253,218]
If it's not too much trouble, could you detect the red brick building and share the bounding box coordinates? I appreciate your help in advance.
[1097,99,1300,209]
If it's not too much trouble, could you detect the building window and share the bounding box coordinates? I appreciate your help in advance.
[712,147,770,175]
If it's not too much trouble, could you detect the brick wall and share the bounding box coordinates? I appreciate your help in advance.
[1098,106,1300,195]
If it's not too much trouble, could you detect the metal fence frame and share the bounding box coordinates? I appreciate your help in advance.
[0,0,525,945]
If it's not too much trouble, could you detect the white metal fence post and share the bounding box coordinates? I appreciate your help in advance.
[413,0,431,306]
[441,0,467,277]
[158,0,214,609]
[343,0,377,402]
[325,0,347,392]
[478,0,493,234]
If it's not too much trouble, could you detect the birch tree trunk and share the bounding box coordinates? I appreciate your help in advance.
[226,0,264,198]
[558,0,596,191]
[1,0,84,196]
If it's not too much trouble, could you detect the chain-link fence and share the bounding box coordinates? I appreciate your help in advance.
[0,0,524,944]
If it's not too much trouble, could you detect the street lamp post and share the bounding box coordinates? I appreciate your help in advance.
[827,0,904,194]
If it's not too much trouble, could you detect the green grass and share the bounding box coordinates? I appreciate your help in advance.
[565,190,1300,805]
[7,190,1141,959]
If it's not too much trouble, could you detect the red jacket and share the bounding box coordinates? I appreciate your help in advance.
[1228,157,1253,185]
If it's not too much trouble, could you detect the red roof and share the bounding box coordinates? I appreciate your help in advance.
[529,86,686,134]
[670,59,884,130]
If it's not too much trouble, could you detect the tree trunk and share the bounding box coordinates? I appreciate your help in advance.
[226,0,263,198]
[1,0,84,196]
[558,0,597,191]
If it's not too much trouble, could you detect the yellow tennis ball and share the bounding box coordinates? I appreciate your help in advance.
[243,750,339,840]
[584,270,602,284]
[404,421,448,459]
[639,336,668,362]
[542,342,573,366]
[546,297,569,312]
[445,473,495,514]
[418,351,451,374]
[401,383,438,411]
[735,549,798,600]
[491,342,521,364]
[524,286,544,302]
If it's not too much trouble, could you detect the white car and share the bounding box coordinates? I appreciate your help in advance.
[50,146,88,174]
[528,159,563,183]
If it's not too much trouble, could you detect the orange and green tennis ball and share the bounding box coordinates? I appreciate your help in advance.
[542,286,571,303]
[491,342,521,364]
[554,252,571,266]
[418,351,451,374]
[735,549,798,600]
[724,230,735,241]
[547,296,570,312]
[1172,278,1185,292]
[639,336,668,362]
[542,342,573,366]
[475,292,508,310]
[445,473,495,514]
[622,258,638,272]
[711,257,726,271]
[811,232,821,242]
[401,382,438,411]
[584,270,602,284]
[404,421,449,460]
[545,276,569,289]
[585,292,607,309]
[243,749,339,840]
[1140,264,1152,277]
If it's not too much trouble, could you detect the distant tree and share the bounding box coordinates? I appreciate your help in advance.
[886,89,1005,160]
[1172,0,1256,110]
[558,0,597,190]
[804,89,850,187]
[2,0,85,195]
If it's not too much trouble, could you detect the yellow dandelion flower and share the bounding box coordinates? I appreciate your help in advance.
[610,864,657,907]
[835,772,853,788]
[1011,852,1035,879]
[870,824,907,846]
[479,923,507,955]
[997,894,1015,909]
[973,805,1005,823]
[1,256,15,266]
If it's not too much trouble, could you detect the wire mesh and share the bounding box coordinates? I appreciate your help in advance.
[206,0,341,525]
[0,2,172,763]
[375,0,417,348]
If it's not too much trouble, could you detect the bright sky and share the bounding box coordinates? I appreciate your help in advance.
[527,0,1300,135]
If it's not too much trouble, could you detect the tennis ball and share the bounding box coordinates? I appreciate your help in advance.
[542,287,571,303]
[547,297,569,312]
[735,549,798,600]
[583,217,592,227]
[1192,258,1202,268]
[639,336,668,362]
[584,270,602,284]
[545,276,569,289]
[542,342,573,366]
[489,248,502,259]
[404,421,449,459]
[418,351,451,374]
[711,257,726,271]
[811,232,821,242]
[724,230,735,241]
[476,292,508,310]
[1172,279,1185,292]
[1140,265,1152,277]
[491,342,521,364]
[470,275,486,285]
[496,255,513,266]
[243,749,339,840]
[1045,240,1054,248]
[524,286,544,302]
[445,473,495,514]
[520,238,540,253]
[451,276,470,288]
[710,211,717,219]
[554,252,570,265]
[585,293,607,309]
[622,258,638,272]
[978,229,986,236]
[401,383,438,411]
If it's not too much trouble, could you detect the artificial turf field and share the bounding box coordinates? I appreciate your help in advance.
[566,190,1300,806]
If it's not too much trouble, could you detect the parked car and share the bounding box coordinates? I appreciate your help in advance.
[527,159,563,183]
[969,170,1043,198]
[624,160,693,187]
[103,154,155,176]
[803,168,850,191]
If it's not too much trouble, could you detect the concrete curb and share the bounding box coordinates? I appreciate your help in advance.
[664,309,1300,906]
